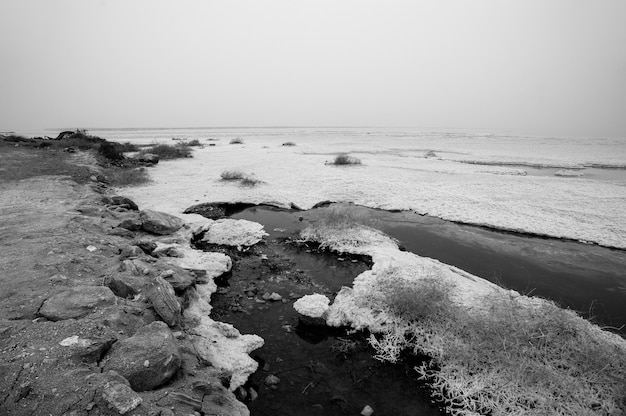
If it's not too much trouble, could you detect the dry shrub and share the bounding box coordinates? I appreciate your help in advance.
[240,176,262,187]
[138,143,192,159]
[332,153,361,165]
[107,167,151,186]
[229,138,244,144]
[220,170,246,181]
[368,277,626,416]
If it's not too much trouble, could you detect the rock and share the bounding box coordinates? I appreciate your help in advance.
[200,219,268,247]
[39,286,117,321]
[118,245,144,260]
[183,203,227,220]
[108,196,139,211]
[102,321,181,391]
[264,374,280,386]
[152,244,184,258]
[118,259,154,276]
[73,336,117,363]
[140,209,184,235]
[135,240,157,255]
[109,227,136,238]
[101,380,142,414]
[147,276,181,327]
[158,269,195,293]
[107,273,150,298]
[136,153,159,164]
[118,218,143,232]
[201,383,250,416]
[361,404,374,416]
[268,292,282,301]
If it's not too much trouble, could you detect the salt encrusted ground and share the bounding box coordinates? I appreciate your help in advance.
[121,137,626,249]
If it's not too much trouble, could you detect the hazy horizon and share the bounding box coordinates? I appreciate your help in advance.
[2,0,625,138]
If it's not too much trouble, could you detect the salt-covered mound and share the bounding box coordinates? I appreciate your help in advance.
[199,218,268,247]
[298,223,626,416]
[184,284,264,390]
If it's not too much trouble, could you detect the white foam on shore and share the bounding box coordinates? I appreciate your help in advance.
[121,131,626,249]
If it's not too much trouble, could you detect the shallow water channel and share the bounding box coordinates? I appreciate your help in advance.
[206,203,626,415]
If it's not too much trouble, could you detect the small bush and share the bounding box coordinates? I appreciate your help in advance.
[221,170,246,181]
[230,138,244,144]
[186,139,202,147]
[240,176,262,187]
[98,141,124,161]
[425,150,437,158]
[282,141,296,146]
[107,167,151,186]
[137,143,192,159]
[116,142,140,152]
[332,153,361,165]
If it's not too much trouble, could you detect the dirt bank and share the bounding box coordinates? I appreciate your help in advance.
[0,140,249,415]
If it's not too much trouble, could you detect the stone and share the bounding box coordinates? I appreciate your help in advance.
[183,203,226,220]
[102,321,181,392]
[268,292,282,301]
[158,269,195,293]
[136,153,159,164]
[108,196,139,211]
[118,218,143,232]
[201,383,250,416]
[72,336,117,363]
[200,219,268,247]
[101,380,142,414]
[118,245,144,260]
[107,273,150,298]
[135,240,157,255]
[109,227,136,238]
[140,209,184,235]
[147,276,181,327]
[39,286,117,321]
[264,374,280,386]
[361,404,374,416]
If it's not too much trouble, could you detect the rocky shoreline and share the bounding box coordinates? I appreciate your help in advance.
[0,160,267,415]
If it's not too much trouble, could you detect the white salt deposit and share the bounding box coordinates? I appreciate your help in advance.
[293,294,330,318]
[117,128,626,249]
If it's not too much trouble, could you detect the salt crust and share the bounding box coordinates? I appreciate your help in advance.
[147,216,265,390]
[293,294,330,318]
[201,218,268,247]
[124,140,626,249]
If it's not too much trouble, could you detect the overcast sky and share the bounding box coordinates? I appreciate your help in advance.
[1,0,625,136]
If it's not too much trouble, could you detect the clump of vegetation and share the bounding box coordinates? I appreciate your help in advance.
[332,153,361,165]
[229,138,244,144]
[220,170,263,187]
[98,141,125,161]
[240,176,263,187]
[220,170,246,181]
[137,143,192,159]
[282,141,296,146]
[106,167,151,187]
[368,271,626,416]
[425,150,438,158]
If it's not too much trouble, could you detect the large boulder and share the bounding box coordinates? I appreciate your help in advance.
[102,321,181,392]
[147,276,181,327]
[140,209,184,235]
[39,286,117,321]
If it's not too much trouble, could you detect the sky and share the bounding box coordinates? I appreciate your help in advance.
[1,0,625,137]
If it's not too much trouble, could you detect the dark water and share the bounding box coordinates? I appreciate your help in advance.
[233,204,626,334]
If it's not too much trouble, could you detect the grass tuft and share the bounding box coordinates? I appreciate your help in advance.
[220,170,247,181]
[107,167,151,187]
[137,143,192,159]
[282,141,296,146]
[229,138,244,144]
[332,153,361,165]
[240,176,262,187]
